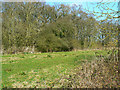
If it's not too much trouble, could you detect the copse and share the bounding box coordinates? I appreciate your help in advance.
[2,2,118,54]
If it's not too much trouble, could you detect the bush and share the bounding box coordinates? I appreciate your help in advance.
[59,59,119,88]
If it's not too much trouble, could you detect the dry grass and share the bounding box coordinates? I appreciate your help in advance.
[61,60,119,88]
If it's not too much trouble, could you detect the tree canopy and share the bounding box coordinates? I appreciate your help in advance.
[2,2,118,53]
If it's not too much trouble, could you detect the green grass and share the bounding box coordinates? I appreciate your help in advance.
[2,50,108,88]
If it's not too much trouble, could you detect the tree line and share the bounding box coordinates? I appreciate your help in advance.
[2,2,118,53]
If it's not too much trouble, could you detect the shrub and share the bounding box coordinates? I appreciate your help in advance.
[60,59,119,88]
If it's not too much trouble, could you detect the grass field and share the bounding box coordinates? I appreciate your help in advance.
[2,49,116,88]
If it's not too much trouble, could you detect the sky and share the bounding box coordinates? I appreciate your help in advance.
[46,1,119,21]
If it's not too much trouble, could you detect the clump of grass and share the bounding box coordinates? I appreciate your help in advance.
[23,52,29,54]
[47,55,52,58]
[19,72,26,75]
[76,55,79,57]
[9,60,14,63]
[5,69,12,72]
[33,70,38,72]
[64,55,67,56]
[20,56,25,58]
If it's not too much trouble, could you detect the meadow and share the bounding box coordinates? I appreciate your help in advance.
[1,1,119,88]
[2,49,119,88]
